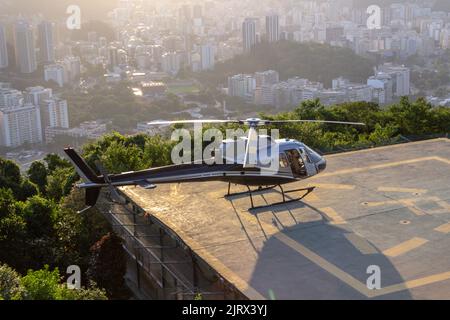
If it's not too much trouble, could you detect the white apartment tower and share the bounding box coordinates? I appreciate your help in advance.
[14,20,37,74]
[378,64,410,97]
[24,86,53,106]
[108,46,119,71]
[44,64,65,87]
[266,15,280,43]
[0,24,8,69]
[200,44,215,70]
[62,56,81,83]
[161,52,182,75]
[0,104,42,147]
[38,21,55,64]
[41,98,69,129]
[242,18,257,52]
[0,89,23,108]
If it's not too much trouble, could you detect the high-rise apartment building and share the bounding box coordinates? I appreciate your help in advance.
[0,103,42,147]
[200,44,215,70]
[0,89,23,108]
[62,56,81,83]
[242,18,257,52]
[24,86,53,106]
[38,21,55,64]
[228,74,256,101]
[266,15,280,43]
[41,98,69,129]
[378,64,410,97]
[255,70,279,87]
[0,24,8,69]
[14,20,37,74]
[161,51,182,75]
[44,64,65,87]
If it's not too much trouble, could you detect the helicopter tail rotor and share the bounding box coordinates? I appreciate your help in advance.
[94,161,127,205]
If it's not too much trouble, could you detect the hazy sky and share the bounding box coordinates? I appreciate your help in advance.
[0,0,116,20]
[0,0,446,21]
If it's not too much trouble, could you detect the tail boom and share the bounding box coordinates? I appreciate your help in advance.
[64,148,103,184]
[64,148,129,207]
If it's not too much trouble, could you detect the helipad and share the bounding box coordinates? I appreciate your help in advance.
[118,138,450,299]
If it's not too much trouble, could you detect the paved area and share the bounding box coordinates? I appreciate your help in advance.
[121,138,450,299]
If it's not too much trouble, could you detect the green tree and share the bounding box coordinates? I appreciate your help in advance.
[54,189,111,272]
[58,284,107,300]
[368,124,399,145]
[0,158,22,198]
[0,264,26,300]
[389,97,433,135]
[142,136,175,167]
[87,233,129,299]
[22,196,57,239]
[0,188,15,219]
[0,158,21,183]
[0,212,28,272]
[0,190,28,272]
[18,179,38,201]
[46,168,75,202]
[27,161,48,194]
[20,265,60,300]
[2,263,107,300]
[100,140,144,173]
[44,153,71,173]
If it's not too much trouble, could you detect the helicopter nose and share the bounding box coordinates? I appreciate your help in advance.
[317,158,327,172]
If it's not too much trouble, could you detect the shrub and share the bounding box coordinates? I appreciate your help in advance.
[0,264,26,300]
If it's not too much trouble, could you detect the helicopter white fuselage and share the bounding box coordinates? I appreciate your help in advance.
[219,135,326,178]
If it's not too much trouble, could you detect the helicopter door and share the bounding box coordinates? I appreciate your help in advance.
[299,148,318,176]
[285,149,307,178]
[278,153,292,175]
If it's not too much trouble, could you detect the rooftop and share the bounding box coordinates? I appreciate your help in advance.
[121,138,450,299]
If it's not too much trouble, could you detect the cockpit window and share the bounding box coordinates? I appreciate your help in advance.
[285,149,307,177]
[304,146,322,163]
[279,153,289,168]
[299,148,312,163]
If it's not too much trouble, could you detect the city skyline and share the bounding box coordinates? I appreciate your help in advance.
[0,0,449,152]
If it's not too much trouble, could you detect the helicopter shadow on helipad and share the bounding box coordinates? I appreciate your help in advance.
[225,191,413,299]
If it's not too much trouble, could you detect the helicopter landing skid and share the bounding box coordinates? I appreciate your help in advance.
[225,183,315,210]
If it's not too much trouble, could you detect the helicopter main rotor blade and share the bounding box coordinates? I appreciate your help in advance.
[243,126,259,168]
[146,119,240,126]
[264,120,366,126]
[146,118,366,127]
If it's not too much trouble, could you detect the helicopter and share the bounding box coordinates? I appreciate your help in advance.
[64,118,365,212]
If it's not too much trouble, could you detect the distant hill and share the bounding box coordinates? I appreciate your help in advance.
[0,0,115,20]
[196,41,376,88]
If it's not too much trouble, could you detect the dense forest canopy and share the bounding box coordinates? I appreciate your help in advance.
[196,41,376,88]
[63,82,188,129]
[0,153,129,300]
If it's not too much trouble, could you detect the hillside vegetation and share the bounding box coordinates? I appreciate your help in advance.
[196,41,376,88]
